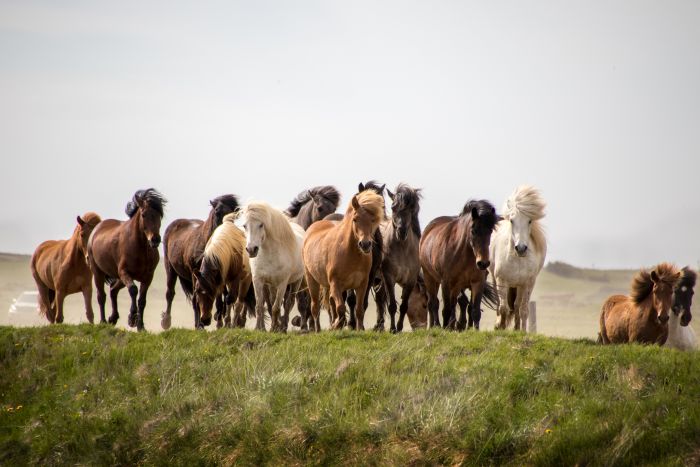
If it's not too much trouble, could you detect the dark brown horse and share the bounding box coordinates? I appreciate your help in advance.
[88,189,166,331]
[419,199,500,330]
[160,194,240,330]
[303,190,385,331]
[31,212,102,324]
[599,263,681,344]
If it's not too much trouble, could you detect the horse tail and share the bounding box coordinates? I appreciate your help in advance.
[481,281,500,310]
[244,283,256,318]
[598,298,615,344]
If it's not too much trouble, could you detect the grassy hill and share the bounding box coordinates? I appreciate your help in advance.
[1,325,699,465]
[3,254,699,339]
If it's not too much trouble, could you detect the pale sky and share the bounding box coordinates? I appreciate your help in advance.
[1,1,699,269]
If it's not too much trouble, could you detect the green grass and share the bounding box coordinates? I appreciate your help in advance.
[1,326,699,466]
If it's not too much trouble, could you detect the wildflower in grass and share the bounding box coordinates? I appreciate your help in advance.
[545,429,553,434]
[16,405,23,410]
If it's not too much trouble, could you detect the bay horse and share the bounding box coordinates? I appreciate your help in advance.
[419,199,500,330]
[599,263,681,345]
[490,185,547,332]
[371,183,423,333]
[285,185,341,229]
[664,267,697,350]
[31,212,102,324]
[192,214,253,329]
[87,189,166,331]
[241,202,305,332]
[160,194,240,330]
[303,190,385,331]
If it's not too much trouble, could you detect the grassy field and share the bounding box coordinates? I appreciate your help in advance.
[1,325,699,465]
[3,253,699,339]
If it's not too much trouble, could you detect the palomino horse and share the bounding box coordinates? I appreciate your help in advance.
[285,185,341,229]
[664,267,697,350]
[161,194,240,330]
[599,263,681,344]
[88,189,166,331]
[241,202,305,332]
[192,214,253,329]
[303,190,385,331]
[372,183,422,333]
[490,185,547,332]
[31,212,102,324]
[420,199,500,330]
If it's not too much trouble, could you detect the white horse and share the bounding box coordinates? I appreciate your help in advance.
[240,202,305,332]
[664,267,698,351]
[490,185,547,332]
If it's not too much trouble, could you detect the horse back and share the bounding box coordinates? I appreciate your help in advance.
[164,218,205,276]
[31,240,65,289]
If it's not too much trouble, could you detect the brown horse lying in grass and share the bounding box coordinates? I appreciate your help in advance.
[31,212,102,323]
[599,262,681,345]
[303,190,385,331]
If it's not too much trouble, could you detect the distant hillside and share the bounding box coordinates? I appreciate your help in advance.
[545,261,633,283]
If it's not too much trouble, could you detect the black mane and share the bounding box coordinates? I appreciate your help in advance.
[393,183,423,237]
[360,180,385,195]
[285,185,340,217]
[210,194,240,212]
[678,267,697,291]
[125,188,167,218]
[460,199,500,230]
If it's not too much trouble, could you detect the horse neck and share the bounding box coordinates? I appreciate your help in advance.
[125,211,148,246]
[453,215,475,254]
[67,227,86,259]
[338,217,361,252]
[296,203,314,230]
[202,210,218,238]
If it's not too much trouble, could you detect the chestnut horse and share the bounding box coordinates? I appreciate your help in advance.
[419,199,500,330]
[193,214,253,329]
[599,263,681,345]
[88,189,166,331]
[160,194,240,330]
[303,190,385,331]
[31,212,102,324]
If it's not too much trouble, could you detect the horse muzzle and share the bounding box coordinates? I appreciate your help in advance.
[476,260,490,270]
[358,240,372,254]
[514,244,528,257]
[246,246,259,258]
[149,236,161,249]
[681,312,692,327]
[658,314,670,324]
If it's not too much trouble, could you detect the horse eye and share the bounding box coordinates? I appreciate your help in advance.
[259,223,263,229]
[529,220,532,225]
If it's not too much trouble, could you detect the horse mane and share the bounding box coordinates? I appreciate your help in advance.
[73,212,101,234]
[243,202,298,249]
[210,194,240,212]
[459,199,500,230]
[285,186,341,217]
[631,263,681,305]
[125,188,167,218]
[346,190,385,221]
[203,213,246,279]
[392,183,422,237]
[361,180,385,195]
[502,185,546,221]
[677,267,697,291]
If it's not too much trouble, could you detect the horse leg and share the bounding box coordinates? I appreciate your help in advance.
[92,269,107,324]
[306,275,322,332]
[346,290,356,329]
[441,285,455,329]
[108,280,124,325]
[423,274,440,328]
[253,278,267,331]
[53,289,66,324]
[374,283,387,331]
[517,284,534,333]
[494,278,509,330]
[281,281,300,333]
[470,280,485,330]
[353,280,370,331]
[385,279,399,334]
[456,290,469,330]
[296,290,310,331]
[135,277,153,332]
[161,260,177,330]
[82,285,94,324]
[270,283,288,333]
[396,282,414,332]
[214,288,225,328]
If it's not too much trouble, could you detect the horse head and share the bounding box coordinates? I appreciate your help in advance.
[672,267,696,327]
[463,200,501,271]
[387,184,421,242]
[650,265,682,324]
[127,189,166,249]
[311,191,337,223]
[503,185,546,257]
[210,194,240,226]
[76,212,102,257]
[193,267,217,327]
[350,191,384,255]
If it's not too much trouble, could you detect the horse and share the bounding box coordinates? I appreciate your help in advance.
[285,185,341,230]
[31,212,102,324]
[489,185,547,332]
[664,267,697,350]
[419,199,500,330]
[403,275,429,330]
[370,183,422,333]
[599,263,681,345]
[160,194,240,330]
[241,202,306,332]
[192,213,253,329]
[303,190,385,331]
[87,189,166,331]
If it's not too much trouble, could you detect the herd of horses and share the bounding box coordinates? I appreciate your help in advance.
[29,183,697,350]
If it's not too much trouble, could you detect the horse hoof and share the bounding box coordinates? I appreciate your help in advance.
[390,327,398,334]
[128,314,137,328]
[291,316,301,327]
[161,313,171,330]
[108,314,119,325]
[373,324,384,332]
[201,316,212,327]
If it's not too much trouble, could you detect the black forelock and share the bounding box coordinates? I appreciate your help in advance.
[393,183,422,211]
[360,180,385,195]
[125,188,167,218]
[211,194,240,211]
[460,199,500,230]
[678,267,697,290]
[285,185,340,216]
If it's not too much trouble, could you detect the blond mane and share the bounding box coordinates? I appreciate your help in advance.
[502,185,546,254]
[345,190,386,221]
[242,202,298,251]
[203,213,247,277]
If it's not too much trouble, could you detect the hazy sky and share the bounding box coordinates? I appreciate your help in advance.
[1,1,699,269]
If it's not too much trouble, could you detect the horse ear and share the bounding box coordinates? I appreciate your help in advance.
[77,215,86,227]
[387,189,395,201]
[358,183,365,192]
[651,270,660,283]
[471,207,480,220]
[379,184,386,194]
[210,199,216,208]
[351,195,360,210]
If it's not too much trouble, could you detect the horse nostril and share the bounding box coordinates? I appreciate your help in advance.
[659,314,669,323]
[246,246,259,257]
[477,260,490,270]
[358,240,371,252]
